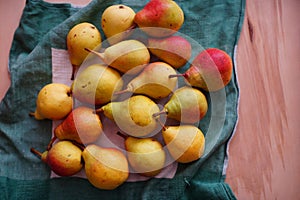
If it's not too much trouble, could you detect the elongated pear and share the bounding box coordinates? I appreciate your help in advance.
[82,144,129,190]
[115,62,178,99]
[162,125,205,163]
[153,86,208,124]
[170,48,233,91]
[31,140,83,176]
[85,40,150,75]
[54,106,103,145]
[134,0,184,37]
[97,95,160,137]
[124,136,166,177]
[148,36,192,69]
[72,64,123,105]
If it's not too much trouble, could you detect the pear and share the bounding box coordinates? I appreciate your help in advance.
[148,36,192,69]
[124,135,166,177]
[30,140,83,176]
[53,106,103,145]
[29,83,73,120]
[101,4,136,44]
[153,86,208,124]
[170,48,233,91]
[66,22,102,80]
[97,95,160,137]
[72,64,123,105]
[85,40,150,75]
[82,144,129,190]
[162,125,205,163]
[134,0,184,37]
[115,62,178,99]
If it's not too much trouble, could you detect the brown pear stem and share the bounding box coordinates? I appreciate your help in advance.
[94,107,103,114]
[28,112,35,117]
[156,119,166,132]
[152,110,168,118]
[30,147,42,158]
[71,140,86,151]
[47,136,57,151]
[169,74,185,79]
[71,64,78,80]
[84,48,104,61]
[116,131,128,140]
[114,88,131,95]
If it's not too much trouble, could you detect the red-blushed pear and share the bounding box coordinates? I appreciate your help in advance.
[147,36,192,69]
[53,106,103,145]
[30,140,83,176]
[134,0,184,37]
[170,48,233,91]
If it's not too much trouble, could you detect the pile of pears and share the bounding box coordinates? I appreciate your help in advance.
[29,0,233,191]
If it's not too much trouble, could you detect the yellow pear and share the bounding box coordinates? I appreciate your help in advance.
[82,144,129,190]
[97,95,160,137]
[67,22,102,79]
[101,4,136,44]
[124,136,166,177]
[153,86,208,124]
[29,83,73,120]
[30,140,83,176]
[162,125,205,163]
[72,64,123,105]
[85,40,150,75]
[115,62,178,99]
[53,106,103,145]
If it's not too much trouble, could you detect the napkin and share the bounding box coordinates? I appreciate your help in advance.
[0,0,245,199]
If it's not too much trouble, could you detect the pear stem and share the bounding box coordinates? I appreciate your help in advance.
[169,74,185,79]
[84,48,104,61]
[94,107,103,114]
[156,118,166,132]
[152,110,168,118]
[71,140,86,151]
[114,88,130,95]
[116,131,128,140]
[71,64,78,80]
[28,112,35,117]
[30,147,42,158]
[47,136,57,151]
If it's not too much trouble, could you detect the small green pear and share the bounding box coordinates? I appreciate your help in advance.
[31,140,83,176]
[66,22,102,80]
[29,83,73,120]
[153,86,208,124]
[82,144,129,190]
[124,136,166,177]
[53,106,103,145]
[101,4,136,44]
[162,125,205,163]
[97,95,160,137]
[85,40,150,75]
[72,64,123,105]
[115,62,178,99]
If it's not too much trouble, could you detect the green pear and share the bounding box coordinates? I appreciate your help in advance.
[162,125,205,163]
[82,144,129,190]
[53,106,103,145]
[97,95,160,137]
[30,140,83,176]
[153,86,208,123]
[124,136,166,177]
[115,62,178,99]
[101,4,136,44]
[29,83,73,120]
[134,0,184,37]
[66,22,102,80]
[147,36,192,69]
[85,40,150,75]
[72,64,123,105]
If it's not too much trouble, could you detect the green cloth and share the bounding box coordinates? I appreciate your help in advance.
[0,0,244,199]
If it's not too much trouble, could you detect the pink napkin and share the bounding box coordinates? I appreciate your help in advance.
[50,48,177,181]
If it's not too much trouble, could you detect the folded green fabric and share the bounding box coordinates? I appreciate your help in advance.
[0,0,244,199]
